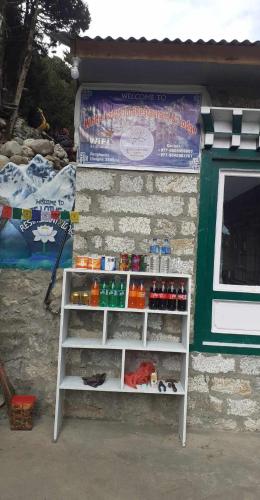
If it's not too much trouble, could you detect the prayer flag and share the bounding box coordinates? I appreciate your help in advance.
[70,211,80,223]
[2,205,12,219]
[22,208,32,220]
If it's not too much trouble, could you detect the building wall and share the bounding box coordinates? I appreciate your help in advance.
[1,87,260,429]
[1,268,260,431]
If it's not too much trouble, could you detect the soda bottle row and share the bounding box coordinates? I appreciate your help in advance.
[149,280,187,311]
[89,278,126,308]
[128,281,146,309]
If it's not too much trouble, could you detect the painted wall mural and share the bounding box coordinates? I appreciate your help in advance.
[0,155,75,269]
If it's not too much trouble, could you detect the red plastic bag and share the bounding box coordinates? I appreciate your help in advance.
[124,361,155,388]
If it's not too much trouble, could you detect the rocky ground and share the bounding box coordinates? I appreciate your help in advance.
[0,117,71,170]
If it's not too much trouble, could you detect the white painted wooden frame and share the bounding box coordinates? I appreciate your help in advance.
[54,269,191,446]
[213,169,260,294]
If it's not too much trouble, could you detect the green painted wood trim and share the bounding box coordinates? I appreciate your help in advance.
[232,112,242,135]
[194,147,260,355]
[202,109,214,133]
[190,343,260,356]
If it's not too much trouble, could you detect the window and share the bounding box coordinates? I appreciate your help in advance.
[214,171,260,292]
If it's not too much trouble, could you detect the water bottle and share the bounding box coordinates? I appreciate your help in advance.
[149,238,160,273]
[160,238,171,273]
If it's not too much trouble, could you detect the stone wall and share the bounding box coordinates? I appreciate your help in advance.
[189,353,260,431]
[1,265,260,431]
[0,269,62,416]
[1,167,260,432]
[74,168,197,275]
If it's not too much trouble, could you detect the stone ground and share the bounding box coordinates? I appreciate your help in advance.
[0,417,260,500]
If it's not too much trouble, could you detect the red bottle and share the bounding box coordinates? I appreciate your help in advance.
[177,281,187,311]
[149,280,158,310]
[167,281,177,311]
[158,280,167,310]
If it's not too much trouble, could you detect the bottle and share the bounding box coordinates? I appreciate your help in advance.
[149,280,158,310]
[128,281,137,308]
[160,238,171,274]
[158,280,167,310]
[118,279,126,308]
[81,292,89,306]
[177,281,187,311]
[136,280,146,309]
[108,279,117,308]
[90,278,100,307]
[100,282,108,307]
[149,237,160,273]
[167,281,176,311]
[71,292,80,304]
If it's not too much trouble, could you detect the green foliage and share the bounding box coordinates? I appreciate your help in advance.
[40,0,91,36]
[20,55,76,134]
[2,0,91,132]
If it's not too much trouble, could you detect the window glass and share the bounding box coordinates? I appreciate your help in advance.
[220,175,260,285]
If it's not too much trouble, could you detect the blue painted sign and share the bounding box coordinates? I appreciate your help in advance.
[0,155,75,269]
[78,89,201,171]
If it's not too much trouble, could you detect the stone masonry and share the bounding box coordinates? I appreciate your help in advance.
[74,168,197,277]
[1,166,260,431]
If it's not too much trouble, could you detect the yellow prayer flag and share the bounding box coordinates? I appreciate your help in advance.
[70,211,80,223]
[22,208,32,220]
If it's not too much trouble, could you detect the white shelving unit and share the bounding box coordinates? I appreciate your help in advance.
[54,269,191,446]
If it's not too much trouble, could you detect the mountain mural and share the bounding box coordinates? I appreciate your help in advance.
[0,155,76,269]
[0,155,76,210]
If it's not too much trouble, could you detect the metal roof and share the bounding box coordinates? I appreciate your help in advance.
[79,35,260,46]
[71,35,260,88]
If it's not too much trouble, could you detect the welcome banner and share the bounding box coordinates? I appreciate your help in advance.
[78,89,201,171]
[0,155,76,269]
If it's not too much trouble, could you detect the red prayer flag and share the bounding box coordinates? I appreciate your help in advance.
[51,210,60,220]
[2,205,12,219]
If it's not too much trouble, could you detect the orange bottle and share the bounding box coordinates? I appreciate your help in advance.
[128,281,137,308]
[136,281,146,309]
[90,278,100,306]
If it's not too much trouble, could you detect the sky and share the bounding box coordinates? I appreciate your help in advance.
[84,0,260,42]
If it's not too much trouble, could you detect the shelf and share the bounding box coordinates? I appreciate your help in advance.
[123,381,185,395]
[106,339,144,350]
[64,268,191,279]
[60,376,121,392]
[64,304,124,311]
[146,340,187,353]
[59,376,184,395]
[147,309,187,316]
[62,338,104,349]
[62,337,186,353]
[64,304,187,315]
[54,269,191,445]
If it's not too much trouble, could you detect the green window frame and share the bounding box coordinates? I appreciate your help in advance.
[194,148,260,355]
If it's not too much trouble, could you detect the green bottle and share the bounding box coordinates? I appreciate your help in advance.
[108,280,117,308]
[118,279,126,308]
[100,282,108,307]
